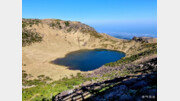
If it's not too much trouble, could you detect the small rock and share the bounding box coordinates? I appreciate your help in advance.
[82,81,91,86]
[139,64,144,68]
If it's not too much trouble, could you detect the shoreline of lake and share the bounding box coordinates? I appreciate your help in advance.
[51,49,126,71]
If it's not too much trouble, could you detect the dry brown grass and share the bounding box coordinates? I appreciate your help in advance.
[22,19,146,80]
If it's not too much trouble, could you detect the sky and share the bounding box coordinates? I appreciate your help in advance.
[23,0,157,38]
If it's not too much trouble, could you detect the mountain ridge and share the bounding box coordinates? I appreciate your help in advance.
[22,19,156,80]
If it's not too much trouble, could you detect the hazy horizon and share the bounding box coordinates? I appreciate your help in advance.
[23,0,157,39]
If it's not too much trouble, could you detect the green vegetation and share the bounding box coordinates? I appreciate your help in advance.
[100,69,131,81]
[141,43,157,49]
[55,19,62,22]
[22,29,42,47]
[22,73,96,101]
[50,23,56,27]
[67,27,72,32]
[22,71,52,86]
[64,21,70,27]
[87,68,135,94]
[105,43,157,66]
[89,30,102,38]
[81,29,102,38]
[110,39,118,44]
[22,19,41,28]
[50,20,62,29]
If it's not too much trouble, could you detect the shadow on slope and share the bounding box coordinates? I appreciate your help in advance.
[54,58,157,101]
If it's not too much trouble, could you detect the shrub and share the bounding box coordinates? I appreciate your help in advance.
[67,27,72,32]
[22,23,27,28]
[22,29,42,47]
[81,29,102,38]
[64,21,70,27]
[22,72,28,79]
[22,19,41,28]
[50,23,56,27]
[49,20,62,29]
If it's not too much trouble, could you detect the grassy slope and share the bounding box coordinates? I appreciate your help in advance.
[105,43,157,66]
[22,73,97,101]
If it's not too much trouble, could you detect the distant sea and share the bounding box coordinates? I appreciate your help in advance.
[88,23,157,40]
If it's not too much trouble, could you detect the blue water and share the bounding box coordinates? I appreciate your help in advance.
[52,49,125,71]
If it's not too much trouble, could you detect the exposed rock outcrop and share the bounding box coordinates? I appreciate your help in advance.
[132,36,157,43]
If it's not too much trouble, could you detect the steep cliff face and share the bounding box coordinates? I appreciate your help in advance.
[22,19,155,80]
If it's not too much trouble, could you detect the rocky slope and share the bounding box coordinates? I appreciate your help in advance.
[54,58,157,101]
[132,36,157,43]
[22,19,155,80]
